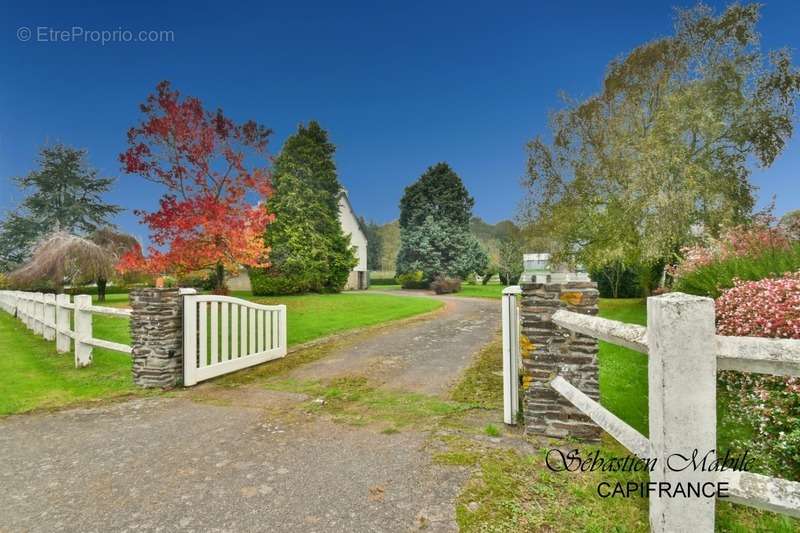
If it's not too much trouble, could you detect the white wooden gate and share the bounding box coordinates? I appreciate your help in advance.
[183,294,287,386]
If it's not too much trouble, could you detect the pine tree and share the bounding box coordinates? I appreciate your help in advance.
[399,162,474,229]
[0,144,121,270]
[254,122,356,294]
[396,163,487,283]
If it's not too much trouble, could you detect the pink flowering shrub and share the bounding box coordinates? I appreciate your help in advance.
[671,222,791,280]
[716,272,800,478]
[667,243,716,279]
[722,223,791,259]
[716,272,800,338]
[670,220,800,297]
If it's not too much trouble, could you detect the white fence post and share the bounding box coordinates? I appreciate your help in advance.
[27,293,35,330]
[502,286,521,425]
[43,293,56,341]
[647,293,717,532]
[33,292,44,335]
[73,294,93,367]
[279,304,288,356]
[23,294,32,329]
[181,289,199,387]
[17,292,26,325]
[56,293,71,353]
[16,293,22,322]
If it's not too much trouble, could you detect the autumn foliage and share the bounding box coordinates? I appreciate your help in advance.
[118,81,273,287]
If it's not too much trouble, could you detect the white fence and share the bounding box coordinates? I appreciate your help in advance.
[503,290,800,531]
[183,294,287,386]
[0,290,132,367]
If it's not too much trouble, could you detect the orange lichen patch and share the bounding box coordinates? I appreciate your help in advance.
[559,291,584,305]
[520,335,534,359]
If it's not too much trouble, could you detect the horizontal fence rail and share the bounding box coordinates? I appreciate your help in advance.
[503,288,800,531]
[552,309,800,376]
[0,290,132,367]
[183,294,287,386]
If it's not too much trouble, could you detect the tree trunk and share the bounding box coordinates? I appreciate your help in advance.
[97,278,107,302]
[214,262,225,292]
[601,263,621,298]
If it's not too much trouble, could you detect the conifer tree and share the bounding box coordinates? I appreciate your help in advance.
[0,144,121,270]
[396,163,487,283]
[254,122,356,294]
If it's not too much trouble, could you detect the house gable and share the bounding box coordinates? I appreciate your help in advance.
[338,191,368,272]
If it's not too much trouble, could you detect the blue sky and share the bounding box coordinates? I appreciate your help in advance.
[1,0,798,244]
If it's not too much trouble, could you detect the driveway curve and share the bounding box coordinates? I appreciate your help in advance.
[290,291,498,395]
[0,291,500,532]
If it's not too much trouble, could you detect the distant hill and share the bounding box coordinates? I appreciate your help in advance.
[469,217,518,242]
[469,217,520,266]
[370,217,518,273]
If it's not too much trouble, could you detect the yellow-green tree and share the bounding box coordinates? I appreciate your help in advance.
[521,4,800,285]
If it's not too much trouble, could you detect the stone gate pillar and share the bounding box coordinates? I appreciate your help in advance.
[130,288,185,388]
[520,274,601,442]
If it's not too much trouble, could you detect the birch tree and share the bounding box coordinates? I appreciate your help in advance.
[521,4,800,283]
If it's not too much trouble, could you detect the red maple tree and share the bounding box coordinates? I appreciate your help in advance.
[118,81,273,290]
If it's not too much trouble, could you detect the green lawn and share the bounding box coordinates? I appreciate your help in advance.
[368,283,401,291]
[0,290,441,415]
[457,283,504,299]
[235,291,441,345]
[0,311,142,415]
[597,298,650,435]
[371,282,505,299]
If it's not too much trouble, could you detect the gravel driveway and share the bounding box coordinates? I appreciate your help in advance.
[0,293,498,532]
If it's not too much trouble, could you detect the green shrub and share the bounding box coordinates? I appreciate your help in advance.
[431,276,462,294]
[590,262,642,298]
[250,268,316,295]
[674,243,800,298]
[370,277,398,286]
[396,271,429,289]
[177,270,215,290]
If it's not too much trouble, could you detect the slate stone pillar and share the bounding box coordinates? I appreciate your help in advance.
[130,288,184,388]
[520,277,601,441]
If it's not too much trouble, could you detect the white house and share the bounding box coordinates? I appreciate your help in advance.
[226,189,369,291]
[338,190,369,290]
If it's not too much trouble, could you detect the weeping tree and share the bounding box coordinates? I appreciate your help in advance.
[9,229,138,301]
[87,228,139,300]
